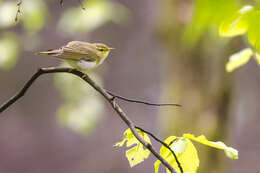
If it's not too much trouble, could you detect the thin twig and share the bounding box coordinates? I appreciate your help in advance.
[136,126,183,173]
[107,91,181,107]
[78,0,86,10]
[0,67,177,173]
[15,0,22,22]
[60,0,64,6]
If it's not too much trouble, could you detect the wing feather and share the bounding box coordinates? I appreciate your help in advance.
[54,41,98,62]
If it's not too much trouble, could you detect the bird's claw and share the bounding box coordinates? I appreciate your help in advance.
[82,74,88,79]
[68,68,75,73]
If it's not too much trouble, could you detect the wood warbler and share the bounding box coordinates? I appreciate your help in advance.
[38,41,114,71]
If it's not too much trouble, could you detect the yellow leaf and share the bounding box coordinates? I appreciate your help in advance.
[114,128,151,167]
[126,145,150,167]
[183,134,238,159]
[155,136,199,173]
[154,160,160,173]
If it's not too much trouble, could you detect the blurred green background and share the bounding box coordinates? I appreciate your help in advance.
[0,0,260,172]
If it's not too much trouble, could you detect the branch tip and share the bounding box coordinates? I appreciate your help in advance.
[107,91,181,108]
[60,0,64,6]
[15,0,22,22]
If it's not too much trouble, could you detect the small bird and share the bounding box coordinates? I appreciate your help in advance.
[38,41,114,72]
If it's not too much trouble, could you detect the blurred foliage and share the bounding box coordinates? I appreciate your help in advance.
[0,33,19,69]
[219,5,260,72]
[58,0,130,35]
[0,0,47,31]
[254,53,260,65]
[21,0,48,32]
[0,0,129,133]
[0,1,17,28]
[54,67,104,134]
[219,5,253,37]
[0,0,48,69]
[183,0,240,47]
[0,0,129,68]
[157,0,248,172]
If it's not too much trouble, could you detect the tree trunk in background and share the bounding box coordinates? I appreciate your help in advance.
[229,62,260,173]
[157,1,233,172]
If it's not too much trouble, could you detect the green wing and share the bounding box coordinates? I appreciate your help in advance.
[53,41,97,62]
[65,41,94,54]
[63,46,89,55]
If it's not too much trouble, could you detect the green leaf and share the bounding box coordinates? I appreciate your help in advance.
[247,11,260,52]
[0,33,19,69]
[155,136,199,173]
[114,128,151,167]
[184,0,239,46]
[225,48,253,72]
[183,134,238,159]
[219,5,254,37]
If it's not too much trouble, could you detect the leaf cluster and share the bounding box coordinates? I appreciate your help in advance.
[219,5,260,72]
[115,129,238,173]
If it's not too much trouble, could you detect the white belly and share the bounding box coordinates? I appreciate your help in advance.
[77,60,96,69]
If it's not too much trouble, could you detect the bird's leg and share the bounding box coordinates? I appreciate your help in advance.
[82,73,89,80]
[68,68,76,73]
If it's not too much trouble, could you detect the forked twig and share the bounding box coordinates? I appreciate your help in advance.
[136,126,183,173]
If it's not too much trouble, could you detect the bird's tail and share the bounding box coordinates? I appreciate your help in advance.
[38,49,61,56]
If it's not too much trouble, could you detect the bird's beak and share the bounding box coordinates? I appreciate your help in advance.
[108,47,115,51]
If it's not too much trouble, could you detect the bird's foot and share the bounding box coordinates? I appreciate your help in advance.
[82,73,89,80]
[68,68,76,73]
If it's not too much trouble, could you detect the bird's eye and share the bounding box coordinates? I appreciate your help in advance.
[97,47,106,52]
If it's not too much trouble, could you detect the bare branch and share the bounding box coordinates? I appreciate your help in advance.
[136,126,183,173]
[0,67,177,173]
[78,0,86,10]
[107,91,181,107]
[15,0,22,22]
[60,0,64,6]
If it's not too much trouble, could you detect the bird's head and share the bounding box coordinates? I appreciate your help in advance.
[94,43,115,62]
